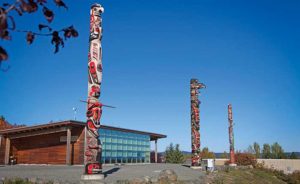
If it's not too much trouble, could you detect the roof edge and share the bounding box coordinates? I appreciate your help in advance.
[0,120,167,139]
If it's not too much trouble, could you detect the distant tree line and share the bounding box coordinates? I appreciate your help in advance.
[164,144,216,164]
[164,141,298,164]
[201,147,215,159]
[245,142,298,159]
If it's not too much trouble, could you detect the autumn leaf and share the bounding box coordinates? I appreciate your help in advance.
[43,6,54,23]
[26,32,35,44]
[63,26,78,40]
[51,31,64,53]
[0,46,8,61]
[0,30,11,40]
[20,0,38,13]
[53,0,67,9]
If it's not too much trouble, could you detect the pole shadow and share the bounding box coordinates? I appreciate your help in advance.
[103,167,120,177]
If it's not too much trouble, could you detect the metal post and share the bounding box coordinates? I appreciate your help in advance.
[66,127,72,165]
[228,104,236,166]
[190,79,205,169]
[82,3,105,180]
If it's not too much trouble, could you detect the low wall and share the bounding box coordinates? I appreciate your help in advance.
[215,159,228,166]
[214,159,300,174]
[257,159,300,174]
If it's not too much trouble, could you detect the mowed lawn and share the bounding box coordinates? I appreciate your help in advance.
[212,169,286,184]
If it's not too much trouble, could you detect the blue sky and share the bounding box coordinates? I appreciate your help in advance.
[0,0,299,153]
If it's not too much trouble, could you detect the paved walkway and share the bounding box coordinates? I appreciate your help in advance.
[0,164,205,183]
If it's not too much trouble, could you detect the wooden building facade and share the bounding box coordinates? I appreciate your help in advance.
[0,121,85,165]
[0,120,166,165]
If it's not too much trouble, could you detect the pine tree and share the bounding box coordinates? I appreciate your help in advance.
[253,142,260,158]
[271,142,285,159]
[262,144,272,159]
[165,143,185,163]
[289,152,298,159]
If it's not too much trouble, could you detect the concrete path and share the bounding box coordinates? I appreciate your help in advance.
[0,164,205,183]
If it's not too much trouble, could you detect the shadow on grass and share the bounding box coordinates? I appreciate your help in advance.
[103,167,120,177]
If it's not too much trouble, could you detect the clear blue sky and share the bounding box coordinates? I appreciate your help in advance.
[0,0,299,153]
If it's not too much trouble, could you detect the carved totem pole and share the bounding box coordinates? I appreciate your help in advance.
[190,79,206,167]
[84,4,104,176]
[228,104,236,165]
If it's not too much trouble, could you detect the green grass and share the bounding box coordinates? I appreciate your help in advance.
[212,169,286,184]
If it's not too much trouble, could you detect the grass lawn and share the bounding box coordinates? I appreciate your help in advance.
[212,169,287,184]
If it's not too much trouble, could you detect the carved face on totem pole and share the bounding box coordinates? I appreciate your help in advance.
[90,4,104,41]
[190,79,205,167]
[84,3,104,175]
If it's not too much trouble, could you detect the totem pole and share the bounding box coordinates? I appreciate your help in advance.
[190,79,206,168]
[228,104,236,166]
[82,4,104,179]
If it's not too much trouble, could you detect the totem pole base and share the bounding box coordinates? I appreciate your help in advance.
[229,163,237,167]
[81,174,105,181]
[190,166,202,170]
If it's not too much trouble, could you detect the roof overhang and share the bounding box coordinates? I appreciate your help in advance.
[0,120,167,141]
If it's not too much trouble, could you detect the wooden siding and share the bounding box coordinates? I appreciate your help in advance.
[1,127,85,165]
[71,127,85,165]
[0,137,6,164]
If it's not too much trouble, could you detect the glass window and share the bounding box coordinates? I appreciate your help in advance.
[117,151,122,157]
[132,140,137,145]
[117,145,122,150]
[111,130,118,136]
[99,129,105,134]
[129,133,134,139]
[98,130,151,164]
[117,138,122,144]
[106,144,111,150]
[106,137,111,143]
[104,129,111,135]
[112,144,117,150]
[128,139,132,145]
[112,137,117,143]
[106,151,111,157]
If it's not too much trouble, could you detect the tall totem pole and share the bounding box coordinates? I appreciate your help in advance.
[83,4,104,179]
[190,79,206,168]
[228,104,236,166]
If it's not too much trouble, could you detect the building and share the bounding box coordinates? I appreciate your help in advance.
[0,120,166,165]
